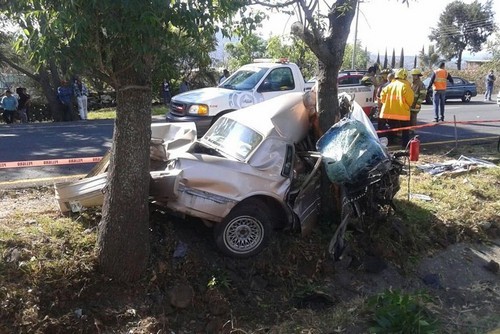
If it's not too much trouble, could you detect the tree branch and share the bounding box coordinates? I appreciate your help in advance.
[0,51,39,82]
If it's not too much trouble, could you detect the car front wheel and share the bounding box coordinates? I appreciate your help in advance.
[214,200,272,258]
[462,91,473,102]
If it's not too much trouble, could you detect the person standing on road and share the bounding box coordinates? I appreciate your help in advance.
[73,77,88,120]
[410,69,427,130]
[484,69,496,101]
[57,80,74,122]
[1,90,19,124]
[427,62,453,122]
[379,68,414,148]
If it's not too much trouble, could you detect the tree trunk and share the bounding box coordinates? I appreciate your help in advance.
[38,68,64,121]
[97,81,152,281]
[456,50,462,70]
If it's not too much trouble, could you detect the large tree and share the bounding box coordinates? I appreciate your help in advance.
[3,0,253,281]
[429,0,496,70]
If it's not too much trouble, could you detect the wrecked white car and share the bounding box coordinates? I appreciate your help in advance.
[57,92,321,258]
[149,92,321,257]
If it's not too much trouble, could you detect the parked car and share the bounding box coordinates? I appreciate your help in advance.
[422,76,477,104]
[496,90,500,107]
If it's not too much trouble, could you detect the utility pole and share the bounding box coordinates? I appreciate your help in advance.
[351,1,361,69]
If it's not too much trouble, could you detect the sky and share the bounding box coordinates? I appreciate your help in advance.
[257,0,500,57]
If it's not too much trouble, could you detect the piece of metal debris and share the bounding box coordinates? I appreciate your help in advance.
[417,155,497,176]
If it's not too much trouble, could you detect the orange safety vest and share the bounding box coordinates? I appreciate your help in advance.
[433,68,448,91]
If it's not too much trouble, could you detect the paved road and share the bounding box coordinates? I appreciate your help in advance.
[414,96,500,143]
[1,97,499,185]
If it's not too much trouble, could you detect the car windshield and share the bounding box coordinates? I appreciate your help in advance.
[219,67,268,91]
[202,117,263,161]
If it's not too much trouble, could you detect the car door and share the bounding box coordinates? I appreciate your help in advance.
[290,151,322,236]
[447,77,465,99]
[257,67,296,100]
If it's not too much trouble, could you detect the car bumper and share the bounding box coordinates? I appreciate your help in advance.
[166,112,213,136]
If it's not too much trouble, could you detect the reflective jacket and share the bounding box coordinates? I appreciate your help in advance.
[380,79,414,121]
[431,68,450,91]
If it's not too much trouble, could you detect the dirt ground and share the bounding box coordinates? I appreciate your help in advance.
[1,186,499,333]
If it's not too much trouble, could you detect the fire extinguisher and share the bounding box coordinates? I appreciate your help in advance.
[409,136,420,161]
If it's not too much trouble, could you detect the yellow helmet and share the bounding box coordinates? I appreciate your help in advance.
[394,68,408,79]
[410,68,423,76]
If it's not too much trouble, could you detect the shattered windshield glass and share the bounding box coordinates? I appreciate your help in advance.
[202,117,263,161]
[219,67,268,91]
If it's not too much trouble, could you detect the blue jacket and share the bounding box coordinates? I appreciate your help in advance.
[1,95,18,111]
[58,86,73,104]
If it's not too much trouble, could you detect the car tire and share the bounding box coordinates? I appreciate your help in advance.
[214,199,272,258]
[462,91,472,102]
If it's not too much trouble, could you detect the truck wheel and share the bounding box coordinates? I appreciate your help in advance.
[214,199,272,258]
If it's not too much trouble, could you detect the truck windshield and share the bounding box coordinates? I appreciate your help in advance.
[202,117,263,161]
[219,68,268,91]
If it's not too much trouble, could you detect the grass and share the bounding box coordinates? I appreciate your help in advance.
[0,140,499,333]
[88,105,167,120]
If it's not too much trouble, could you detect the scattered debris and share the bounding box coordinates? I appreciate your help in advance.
[410,193,432,201]
[417,155,497,176]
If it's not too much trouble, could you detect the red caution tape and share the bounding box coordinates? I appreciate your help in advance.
[376,119,500,134]
[0,156,102,169]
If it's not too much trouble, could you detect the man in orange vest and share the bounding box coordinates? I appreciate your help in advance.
[427,62,453,122]
[380,68,414,148]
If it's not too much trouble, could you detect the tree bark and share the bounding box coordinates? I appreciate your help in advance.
[96,77,152,281]
[457,50,462,70]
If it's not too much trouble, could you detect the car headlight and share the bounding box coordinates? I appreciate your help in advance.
[188,104,208,115]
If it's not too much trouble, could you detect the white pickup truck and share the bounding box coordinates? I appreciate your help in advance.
[167,60,306,134]
[166,62,376,134]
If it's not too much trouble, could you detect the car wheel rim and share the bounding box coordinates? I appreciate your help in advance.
[465,92,471,101]
[224,216,264,254]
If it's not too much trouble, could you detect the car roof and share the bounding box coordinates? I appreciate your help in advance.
[223,92,309,143]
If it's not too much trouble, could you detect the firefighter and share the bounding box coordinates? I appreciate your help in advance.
[410,68,427,130]
[379,68,414,148]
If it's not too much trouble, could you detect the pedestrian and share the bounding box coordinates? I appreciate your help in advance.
[73,77,88,120]
[484,69,496,101]
[162,79,171,105]
[16,87,30,123]
[379,68,414,148]
[179,79,190,93]
[1,90,19,124]
[427,62,453,122]
[57,80,74,121]
[409,69,427,130]
[219,69,230,84]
